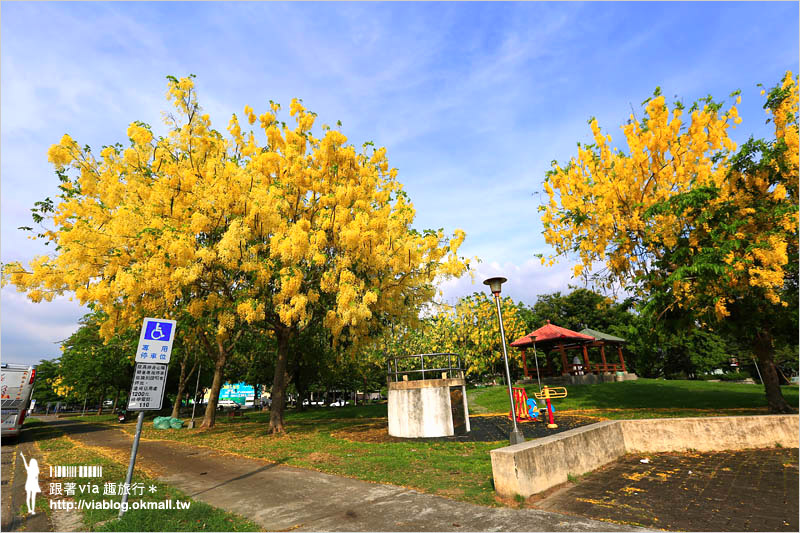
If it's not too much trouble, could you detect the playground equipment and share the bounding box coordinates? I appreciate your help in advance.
[509,387,541,422]
[533,385,567,428]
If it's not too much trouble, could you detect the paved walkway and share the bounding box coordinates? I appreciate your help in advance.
[43,417,642,532]
[537,448,799,532]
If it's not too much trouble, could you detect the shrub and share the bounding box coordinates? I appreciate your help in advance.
[719,370,751,381]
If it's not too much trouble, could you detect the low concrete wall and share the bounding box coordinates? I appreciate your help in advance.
[491,421,626,498]
[620,415,799,453]
[491,414,799,498]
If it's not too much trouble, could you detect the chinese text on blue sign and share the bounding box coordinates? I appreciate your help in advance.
[135,318,176,364]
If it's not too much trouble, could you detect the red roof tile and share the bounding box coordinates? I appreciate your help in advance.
[510,320,595,348]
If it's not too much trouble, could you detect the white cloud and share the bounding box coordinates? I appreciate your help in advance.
[437,257,579,307]
[0,289,87,366]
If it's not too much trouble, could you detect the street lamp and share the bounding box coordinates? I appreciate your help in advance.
[483,276,525,445]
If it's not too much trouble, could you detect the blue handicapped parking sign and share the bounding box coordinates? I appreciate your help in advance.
[144,320,174,342]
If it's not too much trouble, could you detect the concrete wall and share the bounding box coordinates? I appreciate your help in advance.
[388,378,468,438]
[491,421,626,498]
[620,415,800,453]
[490,414,799,498]
[388,386,453,438]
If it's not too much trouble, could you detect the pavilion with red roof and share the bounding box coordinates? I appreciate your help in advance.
[510,321,627,377]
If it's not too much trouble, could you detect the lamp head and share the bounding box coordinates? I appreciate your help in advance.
[483,276,507,295]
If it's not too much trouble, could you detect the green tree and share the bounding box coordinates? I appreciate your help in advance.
[540,73,798,413]
[524,288,634,333]
[30,359,65,406]
[58,311,136,414]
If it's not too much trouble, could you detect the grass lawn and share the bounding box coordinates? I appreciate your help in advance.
[23,418,261,532]
[115,409,501,506]
[73,379,797,509]
[468,378,800,418]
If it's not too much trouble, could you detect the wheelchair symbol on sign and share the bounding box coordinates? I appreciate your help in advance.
[144,320,172,342]
[150,323,165,340]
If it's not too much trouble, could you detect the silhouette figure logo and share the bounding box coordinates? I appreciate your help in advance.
[20,453,40,514]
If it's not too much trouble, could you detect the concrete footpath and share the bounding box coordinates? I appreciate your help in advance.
[42,416,643,532]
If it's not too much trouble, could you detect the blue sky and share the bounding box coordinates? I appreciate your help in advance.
[2,1,798,365]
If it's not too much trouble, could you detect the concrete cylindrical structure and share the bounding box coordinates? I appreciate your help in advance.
[388,377,471,438]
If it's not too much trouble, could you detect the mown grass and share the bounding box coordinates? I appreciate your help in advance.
[23,418,261,531]
[467,378,800,414]
[76,378,798,509]
[117,412,501,506]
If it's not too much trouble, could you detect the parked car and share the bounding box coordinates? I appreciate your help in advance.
[216,400,241,410]
[328,400,348,408]
[302,399,325,407]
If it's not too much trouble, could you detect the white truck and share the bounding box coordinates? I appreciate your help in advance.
[1,363,37,438]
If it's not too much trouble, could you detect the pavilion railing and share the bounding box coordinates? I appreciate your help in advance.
[387,353,464,382]
[566,362,621,375]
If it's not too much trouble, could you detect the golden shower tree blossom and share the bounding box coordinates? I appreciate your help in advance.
[3,75,470,431]
[540,72,798,413]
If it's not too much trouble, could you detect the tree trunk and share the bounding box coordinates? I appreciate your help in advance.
[269,327,291,433]
[171,354,189,419]
[171,353,198,419]
[292,361,307,412]
[297,386,307,412]
[754,332,794,414]
[112,388,120,413]
[97,386,106,415]
[201,337,228,428]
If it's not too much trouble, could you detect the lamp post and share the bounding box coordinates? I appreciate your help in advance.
[483,276,525,445]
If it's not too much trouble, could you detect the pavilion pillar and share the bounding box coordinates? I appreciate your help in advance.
[600,344,608,370]
[617,345,627,372]
[582,344,591,374]
[521,348,530,378]
[558,342,569,375]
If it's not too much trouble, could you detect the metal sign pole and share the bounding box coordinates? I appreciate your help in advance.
[190,362,201,427]
[118,317,176,518]
[118,411,145,518]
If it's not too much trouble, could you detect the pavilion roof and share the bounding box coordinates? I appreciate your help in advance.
[579,328,626,344]
[510,321,595,348]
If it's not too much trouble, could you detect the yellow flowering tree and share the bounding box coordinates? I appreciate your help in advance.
[3,75,469,431]
[541,73,798,412]
[453,293,528,379]
[378,294,528,380]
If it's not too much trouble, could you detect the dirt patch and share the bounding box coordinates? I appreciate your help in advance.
[331,421,408,444]
[63,436,165,478]
[436,487,465,499]
[306,452,343,465]
[533,448,800,531]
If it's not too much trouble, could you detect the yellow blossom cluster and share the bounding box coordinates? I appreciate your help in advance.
[400,295,527,377]
[3,76,469,346]
[541,72,798,320]
[49,375,74,398]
